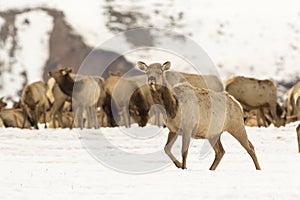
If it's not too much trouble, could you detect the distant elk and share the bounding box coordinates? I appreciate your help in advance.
[225,76,285,127]
[0,97,33,128]
[0,108,33,128]
[21,81,51,129]
[284,81,300,124]
[46,77,72,128]
[135,61,261,170]
[49,68,106,128]
[104,72,146,128]
[0,97,7,111]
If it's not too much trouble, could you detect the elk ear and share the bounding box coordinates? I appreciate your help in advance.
[62,67,72,76]
[161,61,171,71]
[137,61,148,71]
[65,67,72,73]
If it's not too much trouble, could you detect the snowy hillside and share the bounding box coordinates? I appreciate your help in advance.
[0,124,300,199]
[0,10,52,100]
[0,0,300,101]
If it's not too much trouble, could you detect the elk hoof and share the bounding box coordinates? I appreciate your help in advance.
[173,160,182,168]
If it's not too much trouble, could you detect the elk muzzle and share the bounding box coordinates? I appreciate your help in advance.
[148,76,156,85]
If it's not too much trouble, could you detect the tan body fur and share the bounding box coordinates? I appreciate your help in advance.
[21,81,50,129]
[225,76,284,127]
[0,109,32,129]
[105,73,145,128]
[136,61,261,170]
[284,82,300,123]
[128,72,224,127]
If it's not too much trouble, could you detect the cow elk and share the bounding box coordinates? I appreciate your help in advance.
[225,76,285,127]
[135,61,261,170]
[0,108,32,128]
[105,72,148,128]
[49,68,105,128]
[128,71,224,127]
[284,81,300,124]
[21,81,51,129]
[47,77,72,128]
[0,97,7,111]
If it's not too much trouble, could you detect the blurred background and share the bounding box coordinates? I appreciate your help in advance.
[0,0,300,102]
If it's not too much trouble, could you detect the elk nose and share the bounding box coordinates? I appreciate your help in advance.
[148,76,156,85]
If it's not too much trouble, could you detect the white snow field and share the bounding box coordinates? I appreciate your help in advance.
[0,123,300,200]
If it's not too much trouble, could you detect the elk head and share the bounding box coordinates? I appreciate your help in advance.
[136,61,171,86]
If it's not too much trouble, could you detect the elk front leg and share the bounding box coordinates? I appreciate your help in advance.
[43,105,47,128]
[164,131,181,168]
[297,124,300,153]
[181,132,191,169]
[34,106,40,129]
[270,104,281,127]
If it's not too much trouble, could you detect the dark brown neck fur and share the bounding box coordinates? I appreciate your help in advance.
[55,74,75,96]
[150,85,178,119]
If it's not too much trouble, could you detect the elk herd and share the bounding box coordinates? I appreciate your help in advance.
[0,61,299,170]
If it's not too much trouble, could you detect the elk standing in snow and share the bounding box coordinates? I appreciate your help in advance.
[49,68,105,128]
[135,61,261,170]
[46,77,72,128]
[21,81,51,129]
[225,76,285,127]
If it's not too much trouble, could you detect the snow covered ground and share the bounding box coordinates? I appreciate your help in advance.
[0,123,300,199]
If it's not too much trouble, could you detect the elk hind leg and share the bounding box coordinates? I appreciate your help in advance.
[208,135,225,170]
[229,126,261,170]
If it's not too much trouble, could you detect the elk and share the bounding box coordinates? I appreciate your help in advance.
[0,98,32,128]
[225,76,285,127]
[0,97,7,111]
[49,68,105,128]
[21,81,51,129]
[48,111,74,129]
[128,72,224,127]
[46,77,72,128]
[0,108,32,128]
[105,72,147,128]
[284,81,300,123]
[12,100,21,109]
[164,71,224,92]
[135,61,261,170]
